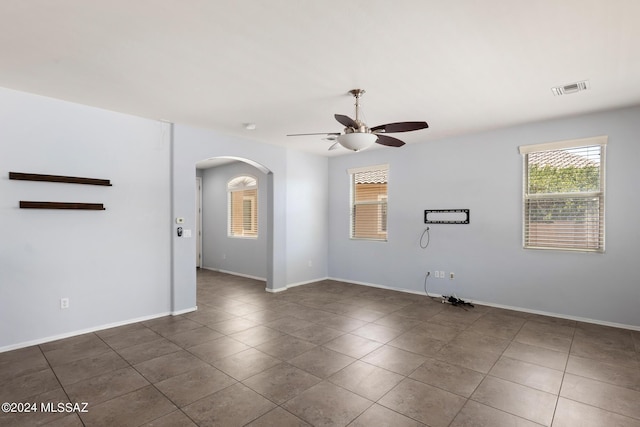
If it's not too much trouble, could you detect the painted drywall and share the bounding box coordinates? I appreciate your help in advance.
[328,105,640,328]
[171,124,330,299]
[201,161,268,279]
[0,87,172,350]
[286,150,329,285]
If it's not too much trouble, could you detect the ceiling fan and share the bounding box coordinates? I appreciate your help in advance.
[287,89,428,152]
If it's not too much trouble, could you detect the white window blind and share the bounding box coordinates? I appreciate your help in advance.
[348,164,388,241]
[227,175,258,238]
[519,136,606,252]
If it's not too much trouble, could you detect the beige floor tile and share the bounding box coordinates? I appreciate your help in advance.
[378,378,466,427]
[502,341,568,371]
[288,346,355,378]
[450,399,541,427]
[41,334,112,366]
[186,336,250,363]
[489,356,563,394]
[244,362,322,404]
[52,350,128,386]
[154,365,236,407]
[228,325,285,347]
[560,373,640,420]
[140,410,197,426]
[0,346,49,382]
[471,376,557,426]
[164,326,224,348]
[552,397,640,427]
[361,345,426,376]
[255,334,317,360]
[212,348,282,381]
[349,403,426,426]
[99,325,163,350]
[351,323,404,343]
[283,381,372,426]
[388,329,447,357]
[566,354,640,392]
[64,366,149,405]
[373,313,424,331]
[133,350,209,383]
[245,407,311,426]
[289,324,345,345]
[323,334,383,359]
[117,338,182,365]
[409,358,485,397]
[80,385,176,427]
[329,360,404,401]
[435,344,501,374]
[183,383,276,427]
[0,368,60,401]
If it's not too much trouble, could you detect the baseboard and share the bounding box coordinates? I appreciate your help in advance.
[328,276,640,332]
[201,266,266,282]
[0,311,173,354]
[265,276,328,293]
[172,306,197,316]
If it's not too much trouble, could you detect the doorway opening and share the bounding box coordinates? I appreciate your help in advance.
[194,156,272,288]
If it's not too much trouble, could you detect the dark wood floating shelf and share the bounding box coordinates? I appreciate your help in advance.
[20,201,105,210]
[9,172,112,186]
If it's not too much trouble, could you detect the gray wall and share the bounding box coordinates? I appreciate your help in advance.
[201,162,268,279]
[0,87,172,350]
[328,106,640,328]
[286,150,329,286]
[171,123,329,303]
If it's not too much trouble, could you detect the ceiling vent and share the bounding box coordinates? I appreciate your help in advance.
[551,80,590,96]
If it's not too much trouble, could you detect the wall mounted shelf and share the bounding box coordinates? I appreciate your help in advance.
[9,172,112,186]
[19,201,105,210]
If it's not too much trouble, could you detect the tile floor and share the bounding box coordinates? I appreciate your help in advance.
[1,269,640,426]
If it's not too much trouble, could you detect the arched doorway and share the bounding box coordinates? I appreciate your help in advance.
[195,156,272,285]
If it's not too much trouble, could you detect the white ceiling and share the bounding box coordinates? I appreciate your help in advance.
[2,1,640,157]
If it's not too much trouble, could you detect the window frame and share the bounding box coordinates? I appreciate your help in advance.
[519,136,607,253]
[227,175,258,239]
[348,164,389,241]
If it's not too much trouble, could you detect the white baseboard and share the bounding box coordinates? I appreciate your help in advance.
[172,306,197,316]
[201,266,266,282]
[0,311,173,354]
[328,276,640,332]
[265,277,328,293]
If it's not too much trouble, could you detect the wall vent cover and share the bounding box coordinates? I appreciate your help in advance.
[551,80,590,96]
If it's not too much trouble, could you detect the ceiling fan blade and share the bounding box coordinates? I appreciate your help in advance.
[287,132,341,137]
[371,121,429,133]
[376,134,406,147]
[334,114,358,128]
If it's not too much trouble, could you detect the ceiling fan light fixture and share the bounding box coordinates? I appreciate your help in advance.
[337,132,378,151]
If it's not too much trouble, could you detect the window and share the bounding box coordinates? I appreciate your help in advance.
[228,175,258,238]
[349,164,388,240]
[519,136,606,252]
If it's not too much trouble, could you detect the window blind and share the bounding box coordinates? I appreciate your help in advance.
[349,165,388,240]
[520,137,606,252]
[228,176,258,238]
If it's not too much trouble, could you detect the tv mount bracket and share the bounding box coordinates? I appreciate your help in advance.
[424,209,470,224]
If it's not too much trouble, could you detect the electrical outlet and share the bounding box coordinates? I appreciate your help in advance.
[439,271,445,279]
[450,272,455,280]
[434,271,439,278]
[60,298,69,309]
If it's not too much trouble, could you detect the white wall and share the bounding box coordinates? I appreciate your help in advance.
[201,162,268,279]
[328,106,640,328]
[0,88,172,350]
